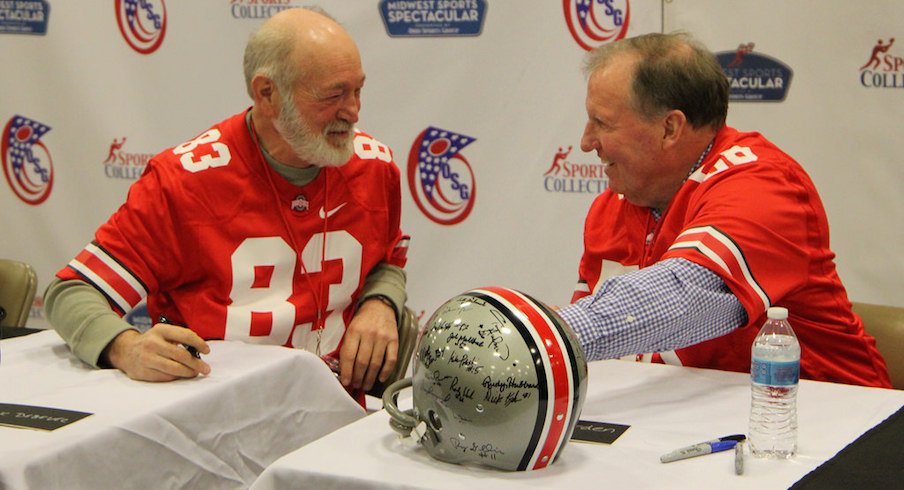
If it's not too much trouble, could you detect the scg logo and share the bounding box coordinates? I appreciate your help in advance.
[407,126,477,225]
[2,115,54,205]
[563,0,631,51]
[115,0,167,55]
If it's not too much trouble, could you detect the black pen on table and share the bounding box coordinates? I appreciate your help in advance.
[158,315,202,359]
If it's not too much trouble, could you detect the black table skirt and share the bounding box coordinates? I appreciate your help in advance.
[791,404,904,489]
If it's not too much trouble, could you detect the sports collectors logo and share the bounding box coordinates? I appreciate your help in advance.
[542,145,607,194]
[0,0,50,35]
[115,0,166,54]
[103,137,153,180]
[859,37,904,88]
[716,43,793,101]
[407,126,476,225]
[2,115,53,205]
[379,0,487,37]
[229,0,296,19]
[563,0,630,51]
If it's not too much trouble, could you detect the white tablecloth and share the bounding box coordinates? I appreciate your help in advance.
[0,330,365,489]
[252,359,904,489]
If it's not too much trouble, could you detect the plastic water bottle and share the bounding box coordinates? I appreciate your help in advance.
[749,306,800,458]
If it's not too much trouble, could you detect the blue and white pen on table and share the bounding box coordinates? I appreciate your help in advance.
[660,434,746,463]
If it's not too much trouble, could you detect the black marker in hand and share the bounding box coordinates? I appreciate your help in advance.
[158,315,202,359]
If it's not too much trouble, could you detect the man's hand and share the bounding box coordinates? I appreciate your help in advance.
[339,298,399,391]
[103,323,211,382]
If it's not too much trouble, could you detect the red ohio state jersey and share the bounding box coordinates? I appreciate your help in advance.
[573,126,890,388]
[59,110,409,359]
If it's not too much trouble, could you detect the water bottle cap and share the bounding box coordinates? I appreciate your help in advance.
[767,306,788,320]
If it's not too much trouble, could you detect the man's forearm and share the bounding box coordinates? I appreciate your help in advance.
[557,258,748,361]
[44,277,136,367]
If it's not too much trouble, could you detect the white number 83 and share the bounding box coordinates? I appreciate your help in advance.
[173,129,232,172]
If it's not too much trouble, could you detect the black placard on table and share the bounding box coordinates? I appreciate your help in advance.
[0,403,93,431]
[571,419,630,444]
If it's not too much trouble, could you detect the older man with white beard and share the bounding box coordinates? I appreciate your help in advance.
[43,7,410,404]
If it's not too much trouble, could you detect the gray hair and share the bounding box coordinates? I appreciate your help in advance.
[583,32,729,130]
[242,6,338,98]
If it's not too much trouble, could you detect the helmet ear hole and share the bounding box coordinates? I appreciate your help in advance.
[427,410,443,432]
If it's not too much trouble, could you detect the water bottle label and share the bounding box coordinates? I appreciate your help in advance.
[751,358,799,386]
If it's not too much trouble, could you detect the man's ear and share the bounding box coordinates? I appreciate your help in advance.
[251,75,280,117]
[661,110,687,149]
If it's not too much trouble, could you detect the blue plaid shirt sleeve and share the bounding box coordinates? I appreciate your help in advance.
[557,258,748,361]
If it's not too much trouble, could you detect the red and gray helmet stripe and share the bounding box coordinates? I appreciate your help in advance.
[472,287,581,470]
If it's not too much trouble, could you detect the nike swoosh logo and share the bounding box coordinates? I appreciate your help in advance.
[319,202,347,219]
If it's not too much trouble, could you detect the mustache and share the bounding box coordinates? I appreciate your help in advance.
[323,121,354,135]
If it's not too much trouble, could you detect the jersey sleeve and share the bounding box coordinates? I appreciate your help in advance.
[57,160,181,315]
[384,157,409,269]
[348,130,409,270]
[661,159,815,323]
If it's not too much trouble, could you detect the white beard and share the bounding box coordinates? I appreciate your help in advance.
[273,94,355,168]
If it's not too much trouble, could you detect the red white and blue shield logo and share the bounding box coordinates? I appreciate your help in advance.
[2,115,54,205]
[563,0,631,51]
[407,126,477,226]
[116,0,167,54]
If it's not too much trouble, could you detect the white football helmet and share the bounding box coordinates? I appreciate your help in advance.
[383,287,588,471]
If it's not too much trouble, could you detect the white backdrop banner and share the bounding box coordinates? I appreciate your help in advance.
[1,0,900,334]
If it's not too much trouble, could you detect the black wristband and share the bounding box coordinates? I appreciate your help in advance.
[365,294,395,309]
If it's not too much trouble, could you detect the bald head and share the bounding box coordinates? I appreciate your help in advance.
[243,7,361,98]
[244,7,365,168]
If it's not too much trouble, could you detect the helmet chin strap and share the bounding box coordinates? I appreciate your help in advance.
[383,379,442,448]
[383,378,417,434]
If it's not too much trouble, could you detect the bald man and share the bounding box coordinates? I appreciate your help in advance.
[44,7,410,400]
